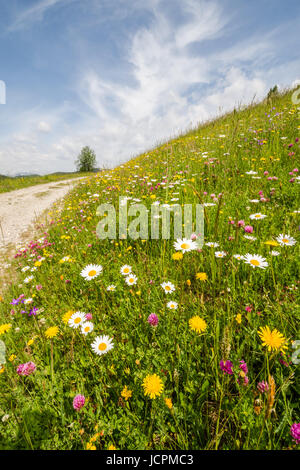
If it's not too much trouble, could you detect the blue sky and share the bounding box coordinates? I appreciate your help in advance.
[0,0,300,175]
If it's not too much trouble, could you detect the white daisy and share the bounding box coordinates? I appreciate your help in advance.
[60,256,72,263]
[271,250,280,256]
[106,285,116,291]
[215,251,227,258]
[249,213,267,220]
[173,238,198,253]
[206,242,219,248]
[161,281,176,293]
[23,275,34,284]
[276,234,297,247]
[80,321,94,336]
[24,298,33,304]
[167,301,178,309]
[120,265,132,276]
[80,264,103,280]
[91,335,114,356]
[125,274,138,286]
[244,235,257,241]
[68,311,86,329]
[233,254,242,260]
[243,254,268,269]
[21,266,30,272]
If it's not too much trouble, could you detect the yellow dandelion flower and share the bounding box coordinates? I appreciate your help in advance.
[26,335,38,347]
[0,366,5,374]
[45,326,59,339]
[121,385,132,401]
[165,398,173,409]
[9,354,16,362]
[90,433,100,442]
[235,314,242,324]
[62,310,74,324]
[172,252,183,260]
[258,326,287,352]
[86,442,96,450]
[189,316,207,334]
[196,272,207,281]
[264,240,279,247]
[108,445,117,450]
[186,279,191,286]
[0,324,12,336]
[142,373,164,399]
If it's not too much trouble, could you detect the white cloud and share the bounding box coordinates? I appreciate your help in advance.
[2,0,300,175]
[38,121,51,133]
[72,0,270,168]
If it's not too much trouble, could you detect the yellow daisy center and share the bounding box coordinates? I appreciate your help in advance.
[250,259,260,266]
[74,317,82,324]
[165,285,171,291]
[181,243,189,249]
[98,342,107,351]
[88,270,97,277]
[282,238,289,243]
[123,268,129,273]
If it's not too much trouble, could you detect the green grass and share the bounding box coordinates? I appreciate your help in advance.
[0,90,299,450]
[0,172,93,194]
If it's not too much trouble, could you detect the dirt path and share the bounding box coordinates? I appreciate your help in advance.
[0,177,86,250]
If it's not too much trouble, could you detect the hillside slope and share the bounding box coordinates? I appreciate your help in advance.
[0,90,299,450]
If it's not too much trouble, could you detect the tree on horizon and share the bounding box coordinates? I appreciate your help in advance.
[75,146,97,172]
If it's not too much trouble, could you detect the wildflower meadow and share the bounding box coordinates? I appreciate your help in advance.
[0,89,299,450]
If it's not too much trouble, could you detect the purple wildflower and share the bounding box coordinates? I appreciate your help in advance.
[73,394,85,411]
[29,307,38,316]
[239,360,248,374]
[220,360,234,375]
[257,381,269,393]
[290,423,300,444]
[147,313,159,326]
[17,361,36,376]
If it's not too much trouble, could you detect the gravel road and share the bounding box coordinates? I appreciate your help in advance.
[0,177,85,249]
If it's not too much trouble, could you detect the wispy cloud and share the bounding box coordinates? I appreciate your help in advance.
[72,0,268,167]
[6,0,69,32]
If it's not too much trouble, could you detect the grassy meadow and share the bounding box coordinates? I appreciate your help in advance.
[0,172,93,194]
[0,90,299,450]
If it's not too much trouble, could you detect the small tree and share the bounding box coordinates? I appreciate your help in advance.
[75,146,97,172]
